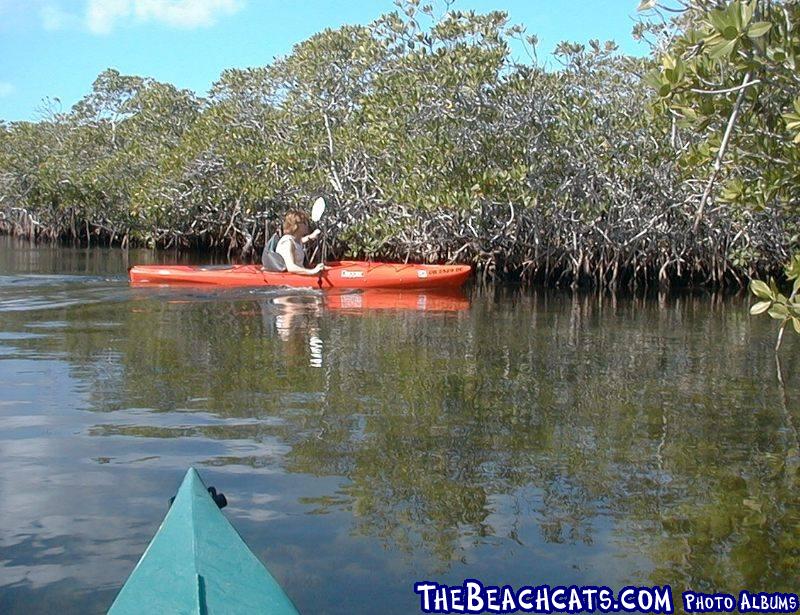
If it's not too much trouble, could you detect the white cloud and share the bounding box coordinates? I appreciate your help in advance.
[0,81,15,97]
[86,0,131,34]
[40,3,81,31]
[134,0,241,28]
[86,0,242,35]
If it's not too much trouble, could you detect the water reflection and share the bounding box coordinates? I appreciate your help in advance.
[324,289,469,313]
[268,294,324,368]
[258,289,470,369]
[0,240,798,614]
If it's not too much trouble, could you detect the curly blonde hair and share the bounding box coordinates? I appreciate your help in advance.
[282,210,311,236]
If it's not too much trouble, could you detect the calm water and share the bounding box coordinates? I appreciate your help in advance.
[0,235,797,614]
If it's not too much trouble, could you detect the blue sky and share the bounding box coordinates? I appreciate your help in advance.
[0,0,649,122]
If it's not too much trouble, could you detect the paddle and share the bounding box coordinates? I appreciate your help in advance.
[311,197,325,223]
[310,197,326,266]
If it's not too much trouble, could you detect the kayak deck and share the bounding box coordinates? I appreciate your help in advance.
[109,468,298,614]
[129,260,471,289]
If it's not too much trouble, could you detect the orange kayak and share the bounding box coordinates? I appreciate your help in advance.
[129,260,471,289]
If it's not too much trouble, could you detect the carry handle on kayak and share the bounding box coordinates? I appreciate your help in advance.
[169,486,227,509]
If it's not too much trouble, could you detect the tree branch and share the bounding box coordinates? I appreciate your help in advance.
[689,78,761,95]
[692,71,752,234]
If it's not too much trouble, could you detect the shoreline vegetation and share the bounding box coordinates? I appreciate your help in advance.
[0,1,797,289]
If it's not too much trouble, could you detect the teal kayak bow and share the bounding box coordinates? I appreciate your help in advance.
[109,468,299,614]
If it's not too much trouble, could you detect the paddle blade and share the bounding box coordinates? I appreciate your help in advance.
[311,197,326,222]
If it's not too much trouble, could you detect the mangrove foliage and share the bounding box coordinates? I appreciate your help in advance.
[0,0,797,288]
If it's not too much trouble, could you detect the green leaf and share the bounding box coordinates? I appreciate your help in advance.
[722,25,739,40]
[786,254,800,280]
[750,279,773,299]
[786,113,800,130]
[708,38,738,59]
[766,46,786,62]
[768,304,789,320]
[740,0,756,26]
[793,317,800,334]
[750,300,771,315]
[642,70,663,92]
[637,0,656,11]
[708,9,731,33]
[747,22,772,38]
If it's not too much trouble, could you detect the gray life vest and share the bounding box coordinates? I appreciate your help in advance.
[262,232,287,272]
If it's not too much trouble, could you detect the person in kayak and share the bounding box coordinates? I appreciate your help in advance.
[263,209,324,275]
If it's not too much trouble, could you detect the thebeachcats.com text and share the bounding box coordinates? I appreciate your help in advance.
[413,581,674,614]
[412,581,800,614]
